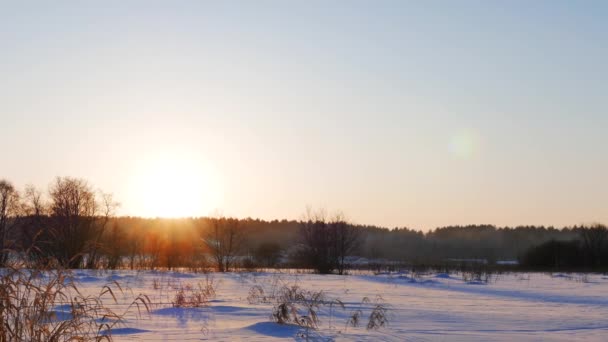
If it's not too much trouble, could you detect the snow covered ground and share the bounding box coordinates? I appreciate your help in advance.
[69,270,608,341]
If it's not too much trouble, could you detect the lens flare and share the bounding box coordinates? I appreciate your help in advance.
[448,130,479,160]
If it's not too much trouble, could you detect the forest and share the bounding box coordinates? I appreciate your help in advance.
[1,177,607,272]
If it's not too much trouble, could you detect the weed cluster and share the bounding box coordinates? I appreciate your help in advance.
[171,275,218,308]
[346,295,390,331]
[271,284,327,329]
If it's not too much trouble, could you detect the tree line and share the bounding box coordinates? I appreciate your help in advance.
[1,177,606,272]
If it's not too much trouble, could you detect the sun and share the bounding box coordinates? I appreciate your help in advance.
[130,154,222,218]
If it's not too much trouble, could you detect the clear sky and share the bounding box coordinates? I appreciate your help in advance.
[1,1,606,230]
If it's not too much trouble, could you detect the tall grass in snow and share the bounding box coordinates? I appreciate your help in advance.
[0,261,150,341]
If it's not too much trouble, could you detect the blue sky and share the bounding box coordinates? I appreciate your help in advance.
[1,1,606,229]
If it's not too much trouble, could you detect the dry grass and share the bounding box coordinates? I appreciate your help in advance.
[366,295,389,330]
[247,285,270,304]
[345,295,389,331]
[272,284,326,329]
[0,263,150,342]
[171,275,218,308]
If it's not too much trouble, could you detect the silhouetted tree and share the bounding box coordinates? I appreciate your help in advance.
[299,208,335,274]
[298,209,364,274]
[19,185,48,264]
[203,217,243,272]
[45,177,105,268]
[86,192,117,268]
[0,180,21,266]
[330,214,363,275]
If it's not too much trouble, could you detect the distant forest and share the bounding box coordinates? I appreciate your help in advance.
[1,177,607,272]
[97,217,581,261]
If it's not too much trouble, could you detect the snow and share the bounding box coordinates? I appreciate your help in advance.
[65,270,608,341]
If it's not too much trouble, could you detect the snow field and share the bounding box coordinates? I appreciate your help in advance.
[67,270,608,341]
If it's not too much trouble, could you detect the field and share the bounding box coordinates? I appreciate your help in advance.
[62,270,608,341]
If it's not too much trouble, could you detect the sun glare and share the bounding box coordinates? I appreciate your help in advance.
[130,154,221,218]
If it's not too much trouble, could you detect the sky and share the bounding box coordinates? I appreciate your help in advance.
[1,1,607,230]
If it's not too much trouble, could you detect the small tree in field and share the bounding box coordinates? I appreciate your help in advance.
[300,209,334,274]
[203,217,243,272]
[330,214,362,275]
[299,208,362,274]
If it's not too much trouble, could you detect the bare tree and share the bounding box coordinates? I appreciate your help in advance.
[299,208,335,274]
[23,185,45,217]
[299,208,362,274]
[203,217,243,272]
[45,177,105,268]
[19,185,48,263]
[329,213,362,275]
[85,192,118,268]
[0,180,21,266]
